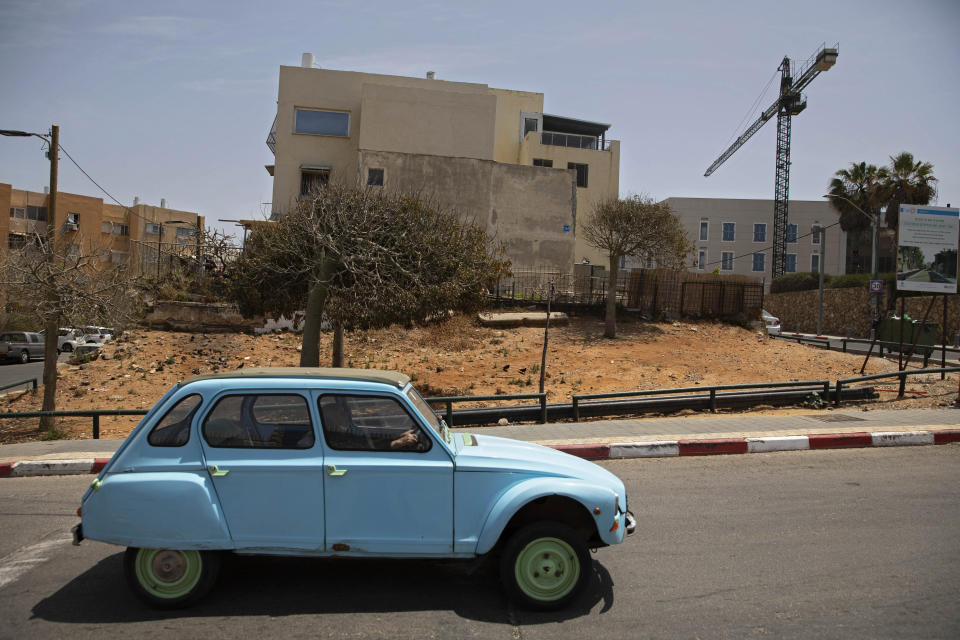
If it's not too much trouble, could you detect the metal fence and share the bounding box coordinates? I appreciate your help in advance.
[492,266,764,318]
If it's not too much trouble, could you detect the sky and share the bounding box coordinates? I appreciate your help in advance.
[1,0,958,239]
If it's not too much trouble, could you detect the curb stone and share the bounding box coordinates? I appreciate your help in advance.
[1,430,958,477]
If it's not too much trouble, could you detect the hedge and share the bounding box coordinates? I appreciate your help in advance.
[771,271,898,293]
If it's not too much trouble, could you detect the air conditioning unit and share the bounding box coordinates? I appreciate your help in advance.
[64,222,78,231]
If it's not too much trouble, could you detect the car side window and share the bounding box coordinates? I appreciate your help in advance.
[202,394,315,449]
[319,394,430,452]
[148,394,202,447]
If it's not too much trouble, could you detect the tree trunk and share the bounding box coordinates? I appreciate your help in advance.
[604,253,620,338]
[332,321,345,367]
[38,316,59,431]
[299,280,328,367]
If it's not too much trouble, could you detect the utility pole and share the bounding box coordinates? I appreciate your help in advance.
[40,124,59,430]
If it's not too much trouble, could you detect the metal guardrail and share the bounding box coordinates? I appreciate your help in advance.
[0,378,38,394]
[0,409,148,439]
[427,393,547,427]
[834,366,960,406]
[572,380,831,421]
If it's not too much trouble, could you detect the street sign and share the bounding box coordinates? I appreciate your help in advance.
[897,205,959,293]
[869,279,883,293]
[563,224,570,232]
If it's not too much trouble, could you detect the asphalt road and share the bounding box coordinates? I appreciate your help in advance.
[0,446,958,639]
[0,353,70,394]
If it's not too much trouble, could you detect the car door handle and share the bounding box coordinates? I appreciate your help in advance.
[326,465,347,477]
[208,465,230,477]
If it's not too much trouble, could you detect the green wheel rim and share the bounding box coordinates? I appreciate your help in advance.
[134,549,203,600]
[513,536,580,602]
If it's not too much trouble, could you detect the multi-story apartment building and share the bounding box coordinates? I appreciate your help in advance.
[265,55,620,270]
[1,182,202,276]
[665,197,847,287]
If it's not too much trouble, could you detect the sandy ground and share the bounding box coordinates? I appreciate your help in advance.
[1,314,956,443]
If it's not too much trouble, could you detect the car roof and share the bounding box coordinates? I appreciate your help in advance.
[179,367,410,389]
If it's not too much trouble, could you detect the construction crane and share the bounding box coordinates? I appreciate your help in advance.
[705,43,838,278]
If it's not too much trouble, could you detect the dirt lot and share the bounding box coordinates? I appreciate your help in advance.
[1,314,956,444]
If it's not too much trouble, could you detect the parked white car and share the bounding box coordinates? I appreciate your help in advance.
[761,309,781,335]
[57,328,86,353]
[81,326,112,345]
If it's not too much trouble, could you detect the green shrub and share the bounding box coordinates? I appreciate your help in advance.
[770,272,823,293]
[827,272,897,291]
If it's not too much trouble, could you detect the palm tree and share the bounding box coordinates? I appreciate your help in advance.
[883,152,937,231]
[826,161,889,232]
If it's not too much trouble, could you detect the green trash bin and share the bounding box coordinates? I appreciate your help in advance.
[879,315,913,352]
[913,320,939,356]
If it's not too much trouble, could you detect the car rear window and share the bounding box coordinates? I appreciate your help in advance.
[148,394,202,447]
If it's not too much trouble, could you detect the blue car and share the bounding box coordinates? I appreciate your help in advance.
[75,368,634,609]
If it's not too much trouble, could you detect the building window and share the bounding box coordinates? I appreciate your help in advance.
[785,254,797,272]
[367,168,384,186]
[176,226,195,240]
[27,206,48,221]
[699,220,709,241]
[8,233,26,250]
[102,221,112,234]
[64,212,79,230]
[9,207,25,219]
[145,223,161,235]
[752,252,765,272]
[786,223,798,243]
[698,249,707,270]
[812,227,821,244]
[722,222,735,242]
[533,158,553,168]
[111,250,129,265]
[811,254,820,272]
[721,251,734,271]
[567,163,588,188]
[753,223,766,243]
[300,169,330,196]
[524,117,539,136]
[113,223,129,236]
[294,108,349,137]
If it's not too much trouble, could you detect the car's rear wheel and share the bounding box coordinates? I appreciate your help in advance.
[62,343,73,352]
[123,547,221,608]
[499,521,590,610]
[19,350,29,364]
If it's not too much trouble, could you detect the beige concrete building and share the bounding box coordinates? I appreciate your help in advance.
[2,182,202,276]
[664,197,848,287]
[266,56,620,270]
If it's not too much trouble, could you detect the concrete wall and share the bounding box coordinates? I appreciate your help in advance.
[666,197,846,285]
[358,150,575,270]
[765,289,958,340]
[359,83,496,160]
[519,136,620,265]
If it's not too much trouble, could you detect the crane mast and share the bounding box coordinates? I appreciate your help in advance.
[705,44,838,278]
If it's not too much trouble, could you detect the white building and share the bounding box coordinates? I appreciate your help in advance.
[665,197,846,286]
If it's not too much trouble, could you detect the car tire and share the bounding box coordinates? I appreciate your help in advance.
[63,343,73,352]
[123,547,221,609]
[499,521,591,610]
[19,350,29,364]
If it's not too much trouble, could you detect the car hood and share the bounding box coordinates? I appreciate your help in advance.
[453,434,623,488]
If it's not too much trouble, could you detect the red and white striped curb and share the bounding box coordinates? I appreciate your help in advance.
[0,458,110,478]
[0,429,958,477]
[552,429,960,460]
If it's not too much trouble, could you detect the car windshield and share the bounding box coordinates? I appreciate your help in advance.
[405,385,450,445]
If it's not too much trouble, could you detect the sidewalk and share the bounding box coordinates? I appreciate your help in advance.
[1,407,957,477]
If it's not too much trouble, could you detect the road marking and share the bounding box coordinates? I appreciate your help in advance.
[0,534,72,590]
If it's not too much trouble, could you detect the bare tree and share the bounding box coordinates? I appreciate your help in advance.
[582,195,691,338]
[1,232,137,430]
[231,185,507,366]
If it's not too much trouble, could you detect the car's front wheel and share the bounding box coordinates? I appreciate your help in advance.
[499,521,591,610]
[18,350,29,364]
[62,342,73,352]
[123,547,221,608]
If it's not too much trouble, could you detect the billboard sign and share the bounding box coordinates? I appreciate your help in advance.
[897,205,958,293]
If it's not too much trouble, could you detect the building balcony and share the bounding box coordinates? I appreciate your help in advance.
[541,131,612,150]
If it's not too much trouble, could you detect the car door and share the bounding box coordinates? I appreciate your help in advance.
[28,333,43,358]
[198,391,326,551]
[317,392,454,555]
